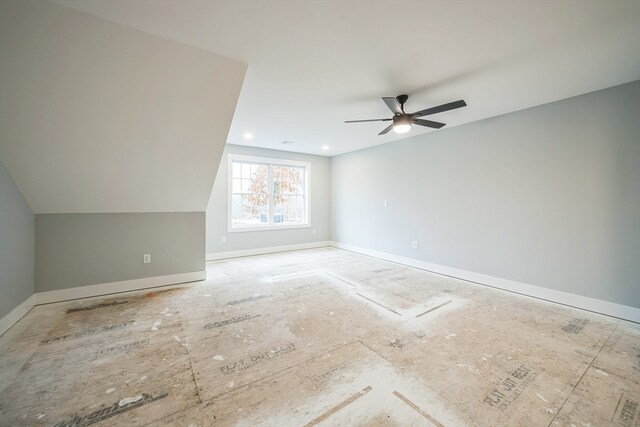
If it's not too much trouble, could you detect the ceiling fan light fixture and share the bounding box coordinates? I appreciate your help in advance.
[393,123,411,134]
[393,116,411,134]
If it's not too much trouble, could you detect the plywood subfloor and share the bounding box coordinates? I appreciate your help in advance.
[0,248,638,426]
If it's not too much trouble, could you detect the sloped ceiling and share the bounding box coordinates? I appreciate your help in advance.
[0,0,247,213]
[51,0,640,156]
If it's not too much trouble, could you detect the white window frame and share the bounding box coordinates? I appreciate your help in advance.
[227,154,311,232]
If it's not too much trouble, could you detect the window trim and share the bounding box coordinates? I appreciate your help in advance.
[227,153,311,233]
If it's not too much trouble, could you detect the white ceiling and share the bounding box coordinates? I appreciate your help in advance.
[48,0,640,156]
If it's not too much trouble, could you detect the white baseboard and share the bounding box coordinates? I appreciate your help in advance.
[35,271,206,305]
[4,241,636,336]
[0,294,37,336]
[1,271,206,336]
[331,241,640,323]
[207,241,332,261]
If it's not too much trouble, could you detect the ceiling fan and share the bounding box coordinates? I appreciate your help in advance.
[345,95,467,135]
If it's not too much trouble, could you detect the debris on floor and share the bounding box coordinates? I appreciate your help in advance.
[0,248,638,426]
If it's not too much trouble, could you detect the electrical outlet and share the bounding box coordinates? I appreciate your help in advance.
[312,229,317,235]
[383,200,388,208]
[221,236,226,243]
[411,241,419,249]
[143,253,151,264]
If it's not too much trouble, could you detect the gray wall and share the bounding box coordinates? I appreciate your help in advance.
[332,80,640,308]
[206,145,331,255]
[36,213,205,292]
[0,159,34,319]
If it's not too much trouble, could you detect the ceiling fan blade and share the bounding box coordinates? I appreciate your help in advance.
[345,118,392,123]
[412,100,467,117]
[412,118,446,129]
[382,97,403,115]
[378,123,395,135]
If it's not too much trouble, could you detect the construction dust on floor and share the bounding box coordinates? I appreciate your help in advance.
[0,248,638,426]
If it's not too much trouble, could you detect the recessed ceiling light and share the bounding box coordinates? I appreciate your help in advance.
[282,140,295,145]
[321,145,330,150]
[243,133,253,140]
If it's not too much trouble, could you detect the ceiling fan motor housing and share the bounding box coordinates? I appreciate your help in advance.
[393,115,411,126]
[396,94,409,109]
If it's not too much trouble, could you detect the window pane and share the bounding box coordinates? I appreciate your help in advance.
[241,178,250,193]
[273,194,306,224]
[231,161,270,226]
[232,162,241,179]
[232,193,268,225]
[241,194,268,224]
[232,178,241,193]
[272,165,305,224]
[273,165,303,195]
[241,163,251,179]
[250,164,268,194]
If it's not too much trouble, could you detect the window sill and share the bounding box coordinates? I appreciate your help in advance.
[227,224,311,233]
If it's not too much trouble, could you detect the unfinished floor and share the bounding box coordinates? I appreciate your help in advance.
[0,248,638,426]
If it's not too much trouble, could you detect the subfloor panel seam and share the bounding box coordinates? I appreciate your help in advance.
[546,322,620,427]
[178,318,203,405]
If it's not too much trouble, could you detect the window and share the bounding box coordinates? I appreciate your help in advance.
[228,154,310,231]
